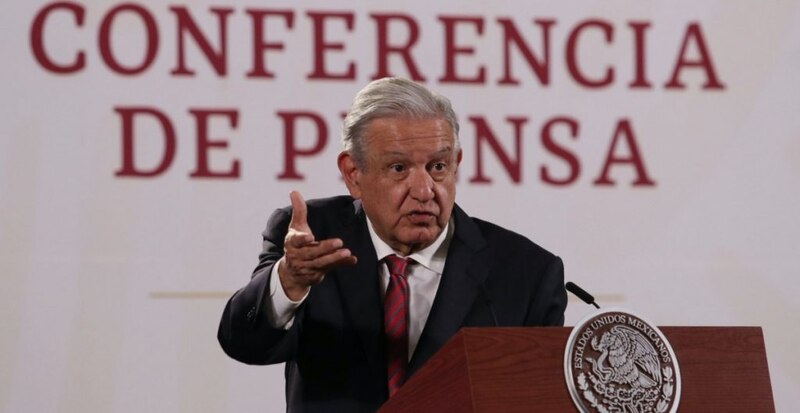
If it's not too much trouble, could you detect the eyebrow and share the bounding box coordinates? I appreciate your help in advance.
[382,147,454,158]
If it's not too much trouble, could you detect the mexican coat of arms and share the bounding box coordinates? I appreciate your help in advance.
[564,309,681,413]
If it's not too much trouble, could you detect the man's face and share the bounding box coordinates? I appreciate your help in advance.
[339,117,461,255]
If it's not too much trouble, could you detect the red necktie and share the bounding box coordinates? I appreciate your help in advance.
[383,255,410,397]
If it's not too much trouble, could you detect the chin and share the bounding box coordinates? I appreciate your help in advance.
[409,229,441,245]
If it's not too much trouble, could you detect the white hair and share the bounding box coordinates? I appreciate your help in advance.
[342,77,460,167]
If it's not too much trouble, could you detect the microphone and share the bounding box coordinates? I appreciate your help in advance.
[566,282,600,309]
[477,283,499,327]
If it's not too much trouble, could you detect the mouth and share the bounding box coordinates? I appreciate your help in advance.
[405,210,437,225]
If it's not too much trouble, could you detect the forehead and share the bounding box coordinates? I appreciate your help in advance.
[362,117,454,154]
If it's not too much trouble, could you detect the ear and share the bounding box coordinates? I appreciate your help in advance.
[338,151,362,199]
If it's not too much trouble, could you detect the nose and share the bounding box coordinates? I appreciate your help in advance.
[408,168,434,202]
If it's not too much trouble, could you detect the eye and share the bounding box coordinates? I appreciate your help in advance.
[432,162,447,172]
[389,164,405,173]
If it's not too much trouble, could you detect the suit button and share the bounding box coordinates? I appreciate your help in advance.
[246,307,256,320]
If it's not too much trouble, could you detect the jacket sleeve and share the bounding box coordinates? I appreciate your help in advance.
[217,207,305,365]
[526,255,567,326]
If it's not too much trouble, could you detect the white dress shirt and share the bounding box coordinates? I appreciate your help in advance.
[265,217,455,361]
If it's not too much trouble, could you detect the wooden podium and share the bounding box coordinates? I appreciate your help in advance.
[378,327,774,412]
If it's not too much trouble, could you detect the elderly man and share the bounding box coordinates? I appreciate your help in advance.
[218,78,567,412]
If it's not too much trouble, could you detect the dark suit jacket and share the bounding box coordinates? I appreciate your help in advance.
[218,196,567,412]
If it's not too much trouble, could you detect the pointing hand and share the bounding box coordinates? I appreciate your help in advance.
[278,191,357,300]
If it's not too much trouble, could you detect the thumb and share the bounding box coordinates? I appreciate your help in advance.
[288,190,310,232]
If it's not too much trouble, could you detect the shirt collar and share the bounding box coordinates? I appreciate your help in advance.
[366,216,454,276]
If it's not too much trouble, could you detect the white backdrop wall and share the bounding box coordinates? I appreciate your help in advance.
[2,1,799,412]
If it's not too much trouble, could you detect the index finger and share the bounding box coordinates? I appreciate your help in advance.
[288,190,308,231]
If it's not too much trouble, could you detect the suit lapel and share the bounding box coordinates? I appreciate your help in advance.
[407,205,489,376]
[333,201,385,379]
